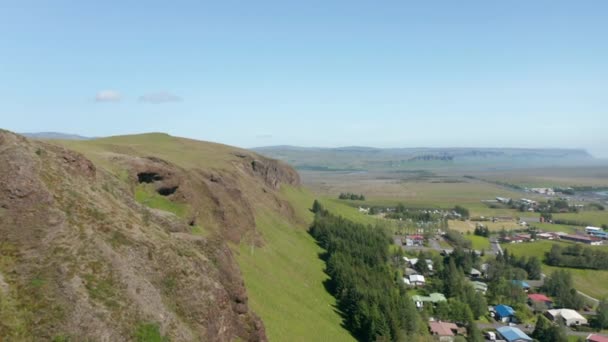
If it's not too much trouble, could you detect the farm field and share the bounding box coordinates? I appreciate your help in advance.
[553,211,608,228]
[501,240,608,299]
[448,220,521,233]
[301,171,528,207]
[473,167,608,188]
[236,187,354,342]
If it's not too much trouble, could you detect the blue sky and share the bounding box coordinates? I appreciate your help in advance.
[1,1,607,156]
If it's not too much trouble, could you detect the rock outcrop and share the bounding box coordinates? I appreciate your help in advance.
[0,130,300,341]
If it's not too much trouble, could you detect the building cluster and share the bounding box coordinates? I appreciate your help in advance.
[500,226,606,245]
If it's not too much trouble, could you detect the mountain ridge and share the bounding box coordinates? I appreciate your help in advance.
[0,130,305,341]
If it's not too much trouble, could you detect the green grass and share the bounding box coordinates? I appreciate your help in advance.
[236,187,353,342]
[134,322,168,342]
[464,235,491,250]
[134,184,187,217]
[553,211,608,227]
[190,225,206,236]
[501,240,608,299]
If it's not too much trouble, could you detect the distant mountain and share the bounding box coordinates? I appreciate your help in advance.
[252,146,597,171]
[21,132,92,140]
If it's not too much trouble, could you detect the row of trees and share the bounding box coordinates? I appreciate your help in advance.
[338,192,366,200]
[546,244,608,270]
[310,202,423,341]
[443,229,472,249]
[453,205,470,219]
[532,315,568,342]
[542,269,585,310]
[500,249,543,280]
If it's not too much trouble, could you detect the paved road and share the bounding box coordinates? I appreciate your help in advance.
[489,238,502,256]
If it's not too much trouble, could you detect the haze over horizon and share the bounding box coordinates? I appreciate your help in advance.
[2,1,607,157]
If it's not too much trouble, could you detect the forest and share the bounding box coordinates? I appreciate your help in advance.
[310,201,422,341]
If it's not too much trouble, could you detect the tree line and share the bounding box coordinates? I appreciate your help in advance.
[546,244,608,270]
[310,201,423,341]
[338,192,366,201]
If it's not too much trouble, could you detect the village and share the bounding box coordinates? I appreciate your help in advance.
[393,220,608,342]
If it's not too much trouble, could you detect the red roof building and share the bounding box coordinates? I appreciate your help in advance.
[587,334,608,342]
[429,321,459,337]
[528,294,552,303]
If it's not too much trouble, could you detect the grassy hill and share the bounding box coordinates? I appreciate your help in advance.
[0,131,350,341]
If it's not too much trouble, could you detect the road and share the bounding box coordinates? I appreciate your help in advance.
[489,238,502,256]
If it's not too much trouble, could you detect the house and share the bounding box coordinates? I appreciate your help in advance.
[428,321,459,342]
[586,334,608,342]
[480,263,490,276]
[502,235,531,244]
[546,309,588,326]
[412,293,447,308]
[590,231,608,239]
[409,274,426,287]
[560,234,603,245]
[511,280,531,292]
[585,226,602,233]
[537,232,557,240]
[470,280,488,294]
[402,277,410,286]
[494,304,516,323]
[528,293,553,309]
[496,326,533,342]
[406,234,425,246]
[469,268,482,279]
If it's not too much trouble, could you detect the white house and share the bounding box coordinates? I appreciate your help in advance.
[409,274,426,286]
[546,309,588,326]
[586,226,603,233]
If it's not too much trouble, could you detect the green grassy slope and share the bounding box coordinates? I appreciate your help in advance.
[51,133,354,340]
[236,187,353,341]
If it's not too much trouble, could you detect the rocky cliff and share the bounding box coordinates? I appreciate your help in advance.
[0,131,300,341]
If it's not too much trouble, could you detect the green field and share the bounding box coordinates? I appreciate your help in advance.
[236,187,353,342]
[464,235,491,250]
[553,211,608,227]
[501,241,608,299]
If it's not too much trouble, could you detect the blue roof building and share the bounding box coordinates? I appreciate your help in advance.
[495,305,516,322]
[496,326,533,342]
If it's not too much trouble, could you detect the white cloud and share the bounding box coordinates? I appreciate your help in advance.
[139,91,182,104]
[95,90,122,102]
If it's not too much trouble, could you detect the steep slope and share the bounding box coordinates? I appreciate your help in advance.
[0,131,295,341]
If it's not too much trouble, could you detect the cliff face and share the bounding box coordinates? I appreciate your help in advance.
[0,131,300,341]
